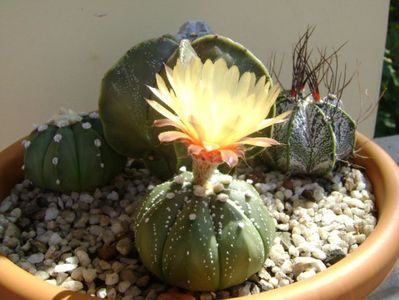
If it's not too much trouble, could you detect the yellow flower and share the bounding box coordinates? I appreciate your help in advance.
[147,54,290,167]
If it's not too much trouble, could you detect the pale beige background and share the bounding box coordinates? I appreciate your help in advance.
[0,0,389,151]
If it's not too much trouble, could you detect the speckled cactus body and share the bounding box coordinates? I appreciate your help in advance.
[262,30,356,176]
[263,94,356,176]
[99,22,273,179]
[23,110,127,192]
[134,171,275,291]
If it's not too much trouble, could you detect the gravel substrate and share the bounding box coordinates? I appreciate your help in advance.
[0,161,376,299]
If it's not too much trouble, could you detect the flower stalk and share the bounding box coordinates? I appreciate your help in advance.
[192,157,218,186]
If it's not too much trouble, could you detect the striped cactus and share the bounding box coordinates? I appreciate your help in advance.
[262,29,356,176]
[23,109,127,192]
[134,170,275,291]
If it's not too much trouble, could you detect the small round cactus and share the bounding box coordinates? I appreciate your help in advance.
[23,109,127,192]
[99,22,273,179]
[262,29,356,176]
[134,170,275,291]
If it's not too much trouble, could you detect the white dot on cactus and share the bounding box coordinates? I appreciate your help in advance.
[52,157,59,165]
[89,111,99,119]
[94,139,102,147]
[166,192,175,199]
[186,251,190,256]
[21,165,25,170]
[22,140,31,149]
[56,179,60,185]
[213,182,224,194]
[145,218,149,223]
[56,119,68,128]
[82,122,92,129]
[37,124,48,132]
[238,222,245,228]
[216,193,229,202]
[189,213,197,220]
[100,163,104,168]
[179,166,187,172]
[220,175,233,185]
[53,134,62,143]
[193,185,206,197]
[174,175,185,184]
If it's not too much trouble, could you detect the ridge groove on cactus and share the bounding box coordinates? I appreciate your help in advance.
[262,28,356,176]
[134,40,289,291]
[23,109,127,192]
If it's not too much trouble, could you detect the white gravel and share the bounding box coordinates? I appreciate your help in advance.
[0,160,377,299]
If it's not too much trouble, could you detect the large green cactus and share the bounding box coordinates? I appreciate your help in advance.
[99,22,273,179]
[262,30,356,176]
[23,109,127,192]
[134,170,275,291]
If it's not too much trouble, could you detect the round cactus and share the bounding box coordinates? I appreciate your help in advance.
[23,109,127,192]
[134,170,275,291]
[262,30,356,176]
[99,22,273,179]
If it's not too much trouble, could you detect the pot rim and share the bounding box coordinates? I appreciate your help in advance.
[0,132,398,300]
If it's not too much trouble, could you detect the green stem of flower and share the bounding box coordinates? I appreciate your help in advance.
[192,157,218,186]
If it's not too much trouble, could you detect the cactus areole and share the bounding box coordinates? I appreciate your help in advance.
[23,109,127,192]
[133,41,291,291]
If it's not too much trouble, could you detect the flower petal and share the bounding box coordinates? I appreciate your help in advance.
[147,85,171,106]
[146,99,179,121]
[158,131,191,143]
[153,118,185,131]
[238,137,280,147]
[165,64,175,88]
[256,110,292,131]
[220,149,239,167]
[188,144,204,155]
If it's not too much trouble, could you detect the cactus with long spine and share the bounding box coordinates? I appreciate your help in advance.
[99,21,273,179]
[262,29,356,176]
[23,109,127,192]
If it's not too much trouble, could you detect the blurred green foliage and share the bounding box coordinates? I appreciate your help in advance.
[375,2,399,137]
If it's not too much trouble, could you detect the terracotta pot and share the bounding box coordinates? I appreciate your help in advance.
[0,132,398,300]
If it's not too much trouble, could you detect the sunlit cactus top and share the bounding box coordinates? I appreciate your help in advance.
[146,40,289,178]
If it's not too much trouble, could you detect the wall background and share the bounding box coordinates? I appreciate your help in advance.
[0,0,390,150]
